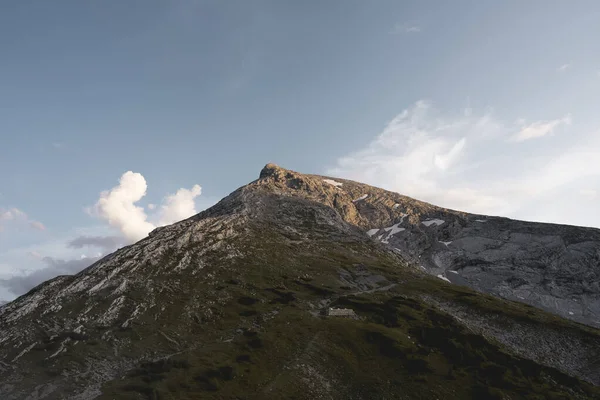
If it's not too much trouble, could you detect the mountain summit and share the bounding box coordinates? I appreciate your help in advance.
[1,164,599,399]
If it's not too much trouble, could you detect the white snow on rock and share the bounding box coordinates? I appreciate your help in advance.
[393,203,400,209]
[569,311,574,315]
[437,274,451,283]
[449,270,459,274]
[367,229,380,237]
[352,194,368,202]
[372,218,407,243]
[323,179,343,187]
[422,219,445,227]
[475,219,487,223]
[384,223,406,237]
[439,241,452,246]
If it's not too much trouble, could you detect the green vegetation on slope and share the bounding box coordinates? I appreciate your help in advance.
[97,226,600,400]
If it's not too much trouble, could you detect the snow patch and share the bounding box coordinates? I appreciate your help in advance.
[569,311,574,315]
[439,241,452,246]
[381,223,406,243]
[384,223,406,236]
[392,203,400,209]
[323,179,343,187]
[367,229,380,237]
[422,219,445,227]
[475,219,487,223]
[352,194,368,202]
[437,274,451,283]
[449,270,459,274]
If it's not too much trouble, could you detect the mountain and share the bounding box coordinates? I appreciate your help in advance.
[1,163,599,399]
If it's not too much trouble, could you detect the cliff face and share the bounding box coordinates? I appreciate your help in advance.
[257,163,600,328]
[0,164,599,400]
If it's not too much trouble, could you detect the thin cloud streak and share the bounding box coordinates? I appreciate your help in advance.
[0,255,101,297]
[511,114,571,142]
[390,22,421,34]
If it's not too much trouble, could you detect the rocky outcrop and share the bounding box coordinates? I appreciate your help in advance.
[254,164,600,328]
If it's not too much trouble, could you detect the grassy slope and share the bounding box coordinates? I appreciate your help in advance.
[96,222,600,400]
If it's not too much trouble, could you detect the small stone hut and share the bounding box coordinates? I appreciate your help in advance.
[326,307,355,317]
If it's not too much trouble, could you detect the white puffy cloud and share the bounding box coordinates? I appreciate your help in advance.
[327,101,600,227]
[510,114,572,142]
[158,185,202,226]
[92,171,202,244]
[93,172,156,243]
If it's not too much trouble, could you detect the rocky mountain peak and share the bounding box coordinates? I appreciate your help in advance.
[250,164,600,330]
[258,162,286,179]
[0,164,599,399]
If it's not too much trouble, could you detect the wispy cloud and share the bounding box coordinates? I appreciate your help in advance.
[557,63,571,72]
[390,22,421,34]
[327,102,600,227]
[0,208,26,221]
[0,255,101,297]
[510,114,571,142]
[67,235,124,252]
[579,189,597,199]
[0,207,45,232]
[29,221,46,231]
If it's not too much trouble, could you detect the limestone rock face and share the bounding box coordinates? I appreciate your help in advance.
[256,164,600,328]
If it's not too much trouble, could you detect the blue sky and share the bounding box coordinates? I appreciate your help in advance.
[1,1,600,300]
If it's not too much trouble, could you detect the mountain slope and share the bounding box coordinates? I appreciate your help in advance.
[258,164,600,328]
[0,164,599,399]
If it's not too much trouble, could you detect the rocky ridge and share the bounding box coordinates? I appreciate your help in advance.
[258,163,600,328]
